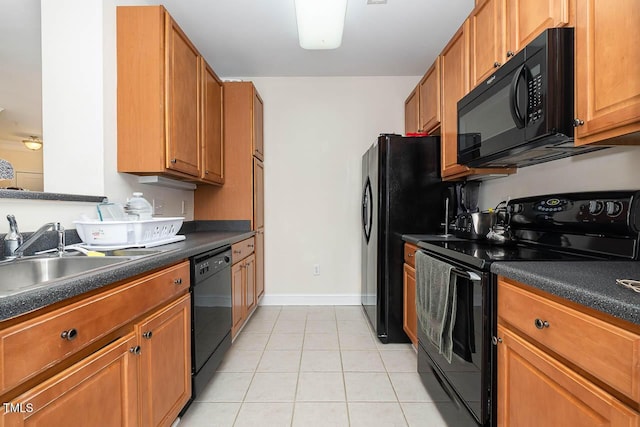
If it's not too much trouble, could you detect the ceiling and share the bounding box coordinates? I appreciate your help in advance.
[0,0,474,145]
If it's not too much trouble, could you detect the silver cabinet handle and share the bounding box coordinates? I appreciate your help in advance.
[174,278,183,285]
[573,118,585,127]
[142,331,153,339]
[248,244,254,248]
[534,318,550,329]
[494,61,502,68]
[60,329,78,341]
[130,346,142,355]
[491,336,503,345]
[170,158,177,164]
[408,253,414,257]
[506,50,514,58]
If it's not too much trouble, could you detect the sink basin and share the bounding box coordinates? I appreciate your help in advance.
[0,256,131,297]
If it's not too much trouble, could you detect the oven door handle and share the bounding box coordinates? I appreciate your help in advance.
[451,268,482,282]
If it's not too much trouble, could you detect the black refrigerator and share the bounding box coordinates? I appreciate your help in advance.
[361,134,449,343]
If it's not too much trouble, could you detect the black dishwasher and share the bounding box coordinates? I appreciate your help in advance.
[190,246,232,398]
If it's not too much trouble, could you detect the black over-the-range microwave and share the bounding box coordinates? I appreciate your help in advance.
[457,27,605,168]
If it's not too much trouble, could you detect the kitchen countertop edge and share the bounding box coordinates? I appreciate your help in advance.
[491,261,640,327]
[0,230,254,322]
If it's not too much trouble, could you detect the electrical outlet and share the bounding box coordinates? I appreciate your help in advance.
[313,264,320,276]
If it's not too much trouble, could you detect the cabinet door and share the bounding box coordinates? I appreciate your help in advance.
[497,325,640,427]
[245,254,257,315]
[506,0,569,56]
[255,228,265,300]
[402,264,417,347]
[231,262,244,337]
[253,158,264,230]
[440,22,470,178]
[418,57,441,133]
[469,0,506,88]
[253,89,264,161]
[201,59,224,184]
[1,334,139,427]
[137,294,191,427]
[575,0,640,145]
[165,15,200,177]
[404,86,420,134]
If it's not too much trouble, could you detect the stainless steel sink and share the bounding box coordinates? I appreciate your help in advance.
[0,256,131,297]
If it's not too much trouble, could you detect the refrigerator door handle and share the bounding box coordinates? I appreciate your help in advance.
[362,178,372,243]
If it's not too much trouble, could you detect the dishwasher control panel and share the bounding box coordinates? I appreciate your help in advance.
[192,247,231,283]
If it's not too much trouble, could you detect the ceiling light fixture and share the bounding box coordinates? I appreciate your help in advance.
[22,136,43,151]
[294,0,348,50]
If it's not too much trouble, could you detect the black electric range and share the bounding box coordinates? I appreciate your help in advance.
[413,191,640,427]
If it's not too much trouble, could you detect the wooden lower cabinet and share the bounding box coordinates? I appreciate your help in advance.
[231,239,257,338]
[255,228,264,299]
[137,294,191,427]
[403,264,417,346]
[403,243,419,347]
[497,277,640,426]
[0,263,192,427]
[497,325,640,427]
[1,333,139,427]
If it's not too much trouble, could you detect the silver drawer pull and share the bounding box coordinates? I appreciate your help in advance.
[534,318,550,329]
[408,253,414,257]
[142,331,153,339]
[174,278,183,285]
[60,329,78,341]
[130,346,142,355]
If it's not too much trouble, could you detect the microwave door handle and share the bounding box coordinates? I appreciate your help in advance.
[509,64,527,129]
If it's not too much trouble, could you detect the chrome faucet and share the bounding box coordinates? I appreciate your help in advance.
[4,219,65,259]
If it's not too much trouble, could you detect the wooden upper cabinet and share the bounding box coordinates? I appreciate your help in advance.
[440,22,471,178]
[506,0,570,57]
[404,86,420,134]
[253,158,264,230]
[418,57,441,133]
[574,0,640,146]
[253,90,264,161]
[117,6,225,183]
[201,59,224,184]
[165,15,200,177]
[469,0,507,89]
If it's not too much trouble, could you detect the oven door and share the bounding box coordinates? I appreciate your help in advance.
[416,250,493,426]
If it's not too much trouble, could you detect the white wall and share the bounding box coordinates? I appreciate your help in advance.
[478,146,640,209]
[1,0,195,234]
[251,76,419,305]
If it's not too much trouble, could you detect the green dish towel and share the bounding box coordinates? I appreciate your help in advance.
[416,251,458,363]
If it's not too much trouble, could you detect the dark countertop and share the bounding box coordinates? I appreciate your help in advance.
[0,230,253,322]
[492,261,640,326]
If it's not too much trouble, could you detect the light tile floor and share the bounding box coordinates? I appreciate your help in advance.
[179,305,452,427]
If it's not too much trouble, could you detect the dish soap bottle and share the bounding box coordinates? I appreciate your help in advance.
[124,192,153,220]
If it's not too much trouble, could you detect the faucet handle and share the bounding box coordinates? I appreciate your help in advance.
[55,223,65,256]
[4,215,23,258]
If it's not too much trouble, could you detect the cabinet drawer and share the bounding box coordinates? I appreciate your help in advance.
[498,279,640,402]
[404,243,419,268]
[0,261,189,394]
[232,237,255,264]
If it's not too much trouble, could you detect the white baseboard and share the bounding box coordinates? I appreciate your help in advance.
[259,294,361,306]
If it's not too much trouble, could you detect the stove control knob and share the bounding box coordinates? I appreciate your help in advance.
[606,201,622,216]
[511,203,523,214]
[588,200,603,215]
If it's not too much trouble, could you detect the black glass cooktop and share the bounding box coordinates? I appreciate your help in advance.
[417,239,598,270]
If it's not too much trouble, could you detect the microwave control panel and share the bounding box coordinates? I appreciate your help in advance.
[528,73,543,124]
